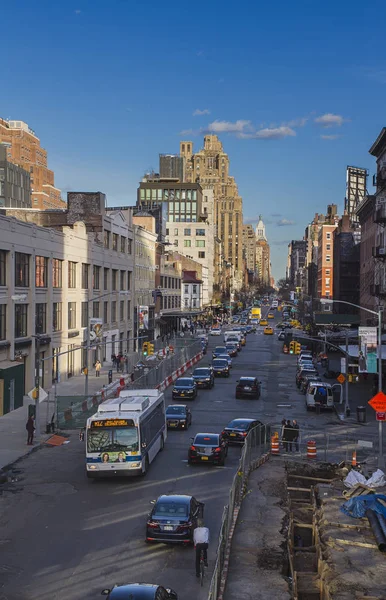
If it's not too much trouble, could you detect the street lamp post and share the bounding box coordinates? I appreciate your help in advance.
[322,299,384,468]
[84,290,129,397]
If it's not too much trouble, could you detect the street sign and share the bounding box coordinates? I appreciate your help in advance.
[376,412,386,421]
[337,373,345,384]
[28,386,48,402]
[368,391,386,412]
[340,358,346,373]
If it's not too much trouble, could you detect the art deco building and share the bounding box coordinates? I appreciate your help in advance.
[0,118,65,210]
[255,215,271,286]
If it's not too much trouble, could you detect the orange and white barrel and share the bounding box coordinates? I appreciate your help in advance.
[307,440,317,459]
[271,435,280,455]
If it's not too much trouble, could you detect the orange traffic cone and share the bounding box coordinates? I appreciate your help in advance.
[352,450,357,467]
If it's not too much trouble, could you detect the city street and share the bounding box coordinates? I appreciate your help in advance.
[0,312,339,600]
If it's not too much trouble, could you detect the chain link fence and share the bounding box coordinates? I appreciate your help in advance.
[56,338,202,428]
[208,424,271,600]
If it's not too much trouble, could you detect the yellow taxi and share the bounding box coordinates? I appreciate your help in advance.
[260,319,268,326]
[264,326,274,335]
[267,313,275,319]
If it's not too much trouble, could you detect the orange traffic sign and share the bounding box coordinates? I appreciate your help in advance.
[368,391,386,412]
[337,373,345,384]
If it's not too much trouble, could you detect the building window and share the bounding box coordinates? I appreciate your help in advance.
[111,301,117,322]
[184,240,191,247]
[196,229,205,236]
[128,239,132,254]
[93,265,100,290]
[196,240,205,247]
[326,244,331,251]
[35,256,48,288]
[0,304,6,340]
[325,269,330,275]
[15,252,30,287]
[81,302,89,328]
[112,270,118,291]
[325,277,330,285]
[82,263,89,289]
[68,302,76,329]
[53,302,62,332]
[326,255,331,262]
[103,301,108,324]
[120,236,126,253]
[104,268,109,290]
[198,251,205,259]
[174,228,178,235]
[15,303,28,337]
[127,300,131,319]
[93,301,100,318]
[184,284,189,294]
[0,251,6,286]
[104,230,110,248]
[193,285,197,294]
[52,259,62,288]
[35,303,47,334]
[192,298,197,308]
[68,262,77,288]
[120,300,124,321]
[127,271,131,290]
[112,233,118,251]
[184,228,191,236]
[120,270,126,290]
[326,232,331,240]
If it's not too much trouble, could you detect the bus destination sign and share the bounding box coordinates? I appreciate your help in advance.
[91,419,134,428]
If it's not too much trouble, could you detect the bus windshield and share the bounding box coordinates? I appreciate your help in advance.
[87,427,139,453]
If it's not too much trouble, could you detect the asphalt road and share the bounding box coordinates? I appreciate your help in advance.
[0,309,337,600]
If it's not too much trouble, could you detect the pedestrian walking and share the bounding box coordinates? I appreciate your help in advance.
[120,356,125,373]
[111,354,116,368]
[280,418,286,448]
[95,359,101,377]
[283,420,294,452]
[26,416,35,445]
[292,419,300,452]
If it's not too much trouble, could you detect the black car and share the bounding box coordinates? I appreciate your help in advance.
[278,331,286,341]
[212,358,230,377]
[245,325,253,334]
[212,346,228,359]
[146,494,204,544]
[300,375,322,394]
[102,584,178,599]
[166,404,192,429]
[235,377,261,399]
[172,377,197,400]
[222,418,263,445]
[296,368,318,388]
[226,343,238,358]
[192,367,215,388]
[188,433,228,466]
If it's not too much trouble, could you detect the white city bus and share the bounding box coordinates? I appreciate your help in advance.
[86,389,166,478]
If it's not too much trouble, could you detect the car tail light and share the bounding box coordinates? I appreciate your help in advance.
[221,430,226,436]
[214,447,221,453]
[190,445,196,451]
[242,432,248,437]
[147,521,159,529]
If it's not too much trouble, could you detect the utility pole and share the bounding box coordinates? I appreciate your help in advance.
[84,321,90,398]
[378,308,384,468]
[34,335,41,439]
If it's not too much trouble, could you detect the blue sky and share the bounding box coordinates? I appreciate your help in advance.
[2,0,386,281]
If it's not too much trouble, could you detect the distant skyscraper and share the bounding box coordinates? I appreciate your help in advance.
[159,154,184,182]
[0,144,31,208]
[0,118,65,209]
[255,215,270,286]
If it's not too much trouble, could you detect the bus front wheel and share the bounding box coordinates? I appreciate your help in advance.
[141,456,149,477]
[160,435,164,451]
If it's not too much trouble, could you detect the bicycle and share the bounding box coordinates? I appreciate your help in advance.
[199,548,206,587]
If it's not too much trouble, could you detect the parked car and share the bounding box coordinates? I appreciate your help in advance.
[102,584,178,599]
[145,494,204,544]
[222,418,263,445]
[188,433,228,466]
[192,367,214,388]
[300,375,322,394]
[235,377,261,399]
[172,377,197,400]
[296,368,318,389]
[212,358,230,377]
[166,404,192,429]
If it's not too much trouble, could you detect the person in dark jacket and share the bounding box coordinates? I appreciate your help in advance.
[26,416,35,445]
[292,419,300,452]
[283,420,294,452]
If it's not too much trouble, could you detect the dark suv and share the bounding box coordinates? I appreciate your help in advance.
[188,433,228,466]
[235,377,261,399]
[192,367,214,389]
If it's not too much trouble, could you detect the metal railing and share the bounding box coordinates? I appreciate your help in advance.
[208,424,271,600]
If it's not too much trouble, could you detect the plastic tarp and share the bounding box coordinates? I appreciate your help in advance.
[344,469,386,489]
[341,494,386,519]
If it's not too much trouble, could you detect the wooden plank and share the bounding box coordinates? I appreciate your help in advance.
[288,486,312,493]
[323,521,371,530]
[334,538,378,549]
[288,474,335,483]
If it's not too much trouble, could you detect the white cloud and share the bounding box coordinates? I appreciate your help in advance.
[314,113,346,128]
[193,109,210,116]
[276,218,296,226]
[243,126,296,140]
[207,119,251,134]
[320,134,341,140]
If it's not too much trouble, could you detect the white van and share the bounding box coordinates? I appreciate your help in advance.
[224,331,242,343]
[305,383,334,411]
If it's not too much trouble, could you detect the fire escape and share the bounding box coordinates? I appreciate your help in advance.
[371,166,386,303]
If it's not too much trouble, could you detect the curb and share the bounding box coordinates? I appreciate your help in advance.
[216,451,270,600]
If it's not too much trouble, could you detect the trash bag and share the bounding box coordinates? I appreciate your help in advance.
[367,469,386,489]
[341,494,386,519]
[344,470,367,488]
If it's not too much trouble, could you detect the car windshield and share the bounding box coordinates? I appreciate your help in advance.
[195,434,219,445]
[193,368,210,376]
[227,420,251,430]
[175,379,193,387]
[154,501,189,518]
[213,360,227,367]
[214,347,227,353]
[240,379,254,384]
[166,406,186,416]
[87,427,139,453]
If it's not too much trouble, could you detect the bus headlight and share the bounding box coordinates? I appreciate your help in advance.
[131,462,141,468]
[88,465,97,470]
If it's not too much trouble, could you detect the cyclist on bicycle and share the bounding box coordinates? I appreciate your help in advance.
[194,519,209,577]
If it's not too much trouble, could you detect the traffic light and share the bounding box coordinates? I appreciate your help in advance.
[142,342,149,356]
[148,343,154,356]
[295,342,301,355]
[289,341,295,354]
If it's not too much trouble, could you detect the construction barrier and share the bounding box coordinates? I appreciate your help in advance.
[271,434,280,455]
[351,450,357,467]
[307,440,317,459]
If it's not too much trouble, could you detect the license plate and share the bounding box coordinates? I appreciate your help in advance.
[169,423,177,427]
[216,371,222,374]
[230,433,236,437]
[201,456,209,461]
[180,393,185,396]
[244,386,251,391]
[164,525,174,531]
